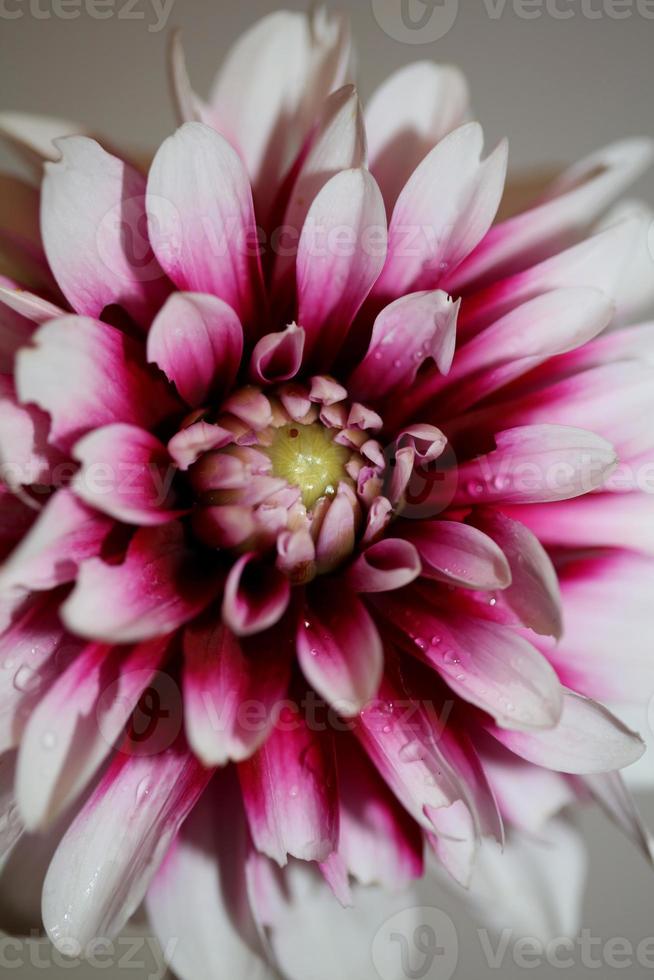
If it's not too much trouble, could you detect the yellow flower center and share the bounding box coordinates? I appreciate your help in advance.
[266,423,351,509]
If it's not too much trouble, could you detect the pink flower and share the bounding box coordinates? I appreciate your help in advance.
[1,7,654,977]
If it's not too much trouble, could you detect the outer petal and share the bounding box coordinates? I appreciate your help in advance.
[238,703,338,865]
[453,425,617,506]
[16,315,177,453]
[147,291,243,407]
[16,636,169,831]
[450,137,654,292]
[470,509,563,639]
[296,168,387,365]
[41,137,170,328]
[208,8,351,210]
[366,62,470,210]
[0,489,112,600]
[378,595,563,731]
[147,122,263,331]
[145,771,275,980]
[0,111,86,170]
[400,519,511,591]
[61,523,221,643]
[373,123,507,300]
[348,291,459,402]
[486,691,645,773]
[297,580,384,715]
[183,615,291,767]
[0,386,64,489]
[72,424,181,526]
[42,742,211,950]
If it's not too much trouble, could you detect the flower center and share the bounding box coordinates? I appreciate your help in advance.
[265,423,351,509]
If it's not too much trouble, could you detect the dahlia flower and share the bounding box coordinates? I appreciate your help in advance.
[1,7,654,978]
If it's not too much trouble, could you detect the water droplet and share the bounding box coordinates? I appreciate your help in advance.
[489,596,497,607]
[289,785,299,799]
[135,778,151,803]
[382,724,392,735]
[13,665,37,693]
[430,636,442,646]
[414,636,427,651]
[467,480,484,497]
[442,650,461,666]
[303,620,311,630]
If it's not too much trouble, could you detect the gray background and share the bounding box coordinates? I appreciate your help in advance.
[1,0,654,976]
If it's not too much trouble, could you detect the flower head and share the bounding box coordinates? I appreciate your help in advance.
[1,7,654,978]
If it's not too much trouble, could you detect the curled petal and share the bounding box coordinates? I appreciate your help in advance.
[147,292,243,407]
[349,291,459,401]
[167,422,233,472]
[250,323,305,385]
[346,538,421,593]
[222,554,290,637]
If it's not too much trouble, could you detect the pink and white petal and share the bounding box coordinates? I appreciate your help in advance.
[378,593,562,730]
[16,636,169,831]
[0,391,64,489]
[41,137,170,328]
[208,9,351,211]
[503,494,654,556]
[336,736,423,891]
[546,553,654,702]
[486,690,644,774]
[450,137,654,292]
[273,84,367,291]
[222,554,291,637]
[0,281,64,325]
[167,421,233,471]
[460,214,645,336]
[296,168,387,365]
[373,123,507,300]
[349,291,459,402]
[72,423,180,526]
[147,122,263,332]
[297,581,383,715]
[346,538,421,593]
[0,592,83,753]
[62,523,221,643]
[250,323,305,385]
[470,509,562,639]
[367,62,470,210]
[0,112,86,171]
[16,315,177,453]
[453,425,617,506]
[147,292,243,407]
[0,489,112,600]
[314,483,358,574]
[42,741,211,951]
[167,30,212,126]
[401,519,511,591]
[238,704,338,865]
[183,615,291,767]
[146,771,275,980]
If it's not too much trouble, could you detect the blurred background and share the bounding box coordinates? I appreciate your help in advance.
[1,0,653,976]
